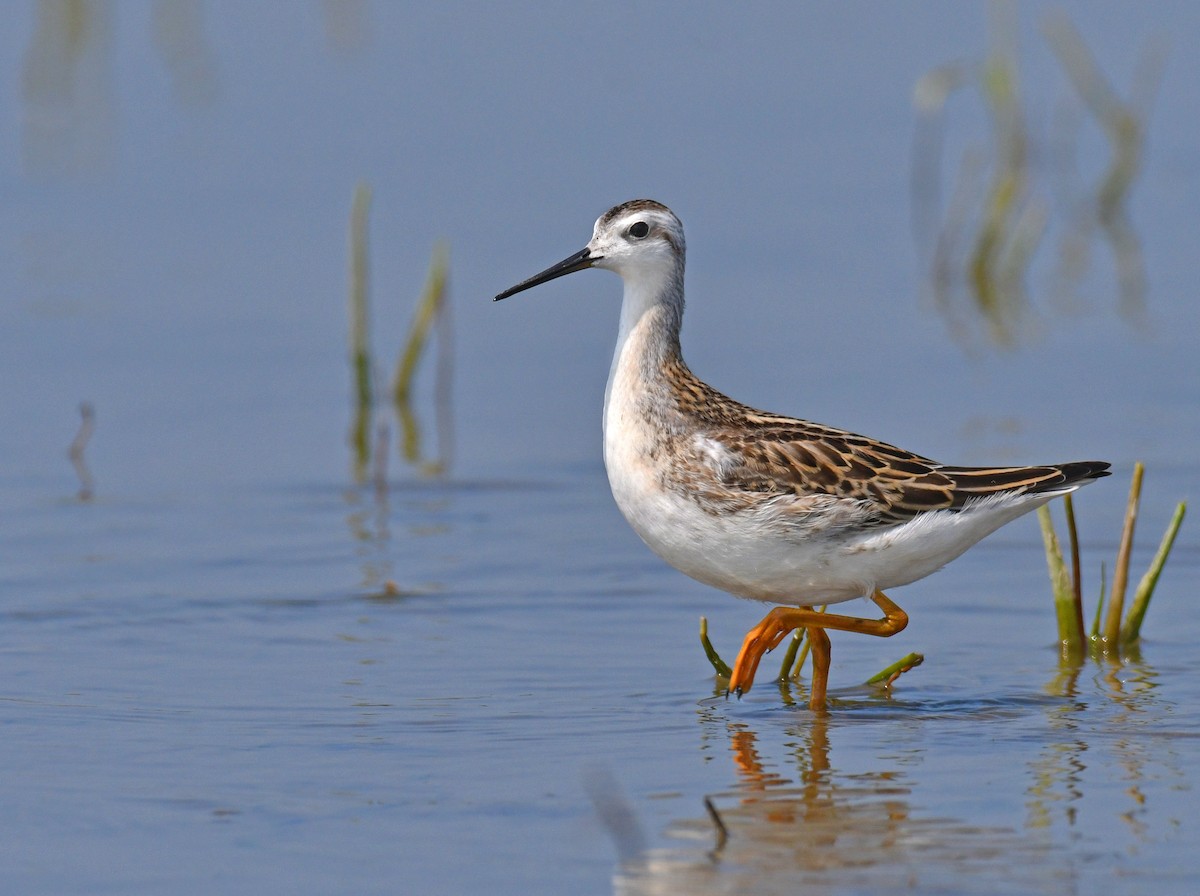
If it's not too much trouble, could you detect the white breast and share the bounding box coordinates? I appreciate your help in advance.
[602,311,868,604]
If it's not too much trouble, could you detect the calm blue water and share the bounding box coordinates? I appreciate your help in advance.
[2,3,1199,894]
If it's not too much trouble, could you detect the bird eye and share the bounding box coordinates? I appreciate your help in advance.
[628,221,650,239]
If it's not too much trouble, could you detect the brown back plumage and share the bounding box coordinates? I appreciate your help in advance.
[663,354,1110,526]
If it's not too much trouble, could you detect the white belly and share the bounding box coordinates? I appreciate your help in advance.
[605,435,1054,606]
[605,455,872,603]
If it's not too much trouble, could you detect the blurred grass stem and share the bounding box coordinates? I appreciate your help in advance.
[393,243,451,474]
[348,182,373,482]
[68,400,96,501]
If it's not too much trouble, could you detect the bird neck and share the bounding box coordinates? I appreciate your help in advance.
[604,261,686,423]
[614,261,685,366]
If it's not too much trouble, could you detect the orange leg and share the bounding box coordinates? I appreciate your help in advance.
[805,626,831,710]
[727,590,908,710]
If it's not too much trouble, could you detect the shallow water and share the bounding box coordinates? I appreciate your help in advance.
[3,4,1200,894]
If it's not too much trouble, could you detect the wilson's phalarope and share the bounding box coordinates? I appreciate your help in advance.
[495,199,1109,710]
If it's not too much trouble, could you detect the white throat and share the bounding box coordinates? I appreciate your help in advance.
[602,262,684,429]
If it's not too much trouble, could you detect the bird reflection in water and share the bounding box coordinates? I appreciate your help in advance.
[611,711,1057,894]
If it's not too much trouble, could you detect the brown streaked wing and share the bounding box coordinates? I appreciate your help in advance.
[666,355,1109,524]
[714,419,959,525]
[711,422,1107,526]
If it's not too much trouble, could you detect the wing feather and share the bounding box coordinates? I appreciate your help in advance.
[664,355,1110,525]
[709,421,1109,526]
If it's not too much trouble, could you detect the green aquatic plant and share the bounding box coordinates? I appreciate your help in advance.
[1038,461,1186,660]
[392,242,451,476]
[698,617,731,679]
[863,652,925,688]
[1042,11,1166,323]
[392,242,448,407]
[913,6,1164,349]
[345,183,452,480]
[347,182,373,482]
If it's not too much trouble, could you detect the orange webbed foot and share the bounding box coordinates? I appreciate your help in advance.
[727,607,807,697]
[725,592,908,710]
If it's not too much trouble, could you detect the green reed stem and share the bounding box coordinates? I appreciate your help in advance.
[1103,461,1143,643]
[778,630,804,681]
[865,653,925,687]
[348,182,373,481]
[1063,494,1086,642]
[1121,501,1186,645]
[393,244,450,472]
[1038,504,1081,650]
[393,243,449,407]
[1091,562,1106,640]
[699,617,731,679]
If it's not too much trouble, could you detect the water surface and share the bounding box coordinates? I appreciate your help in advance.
[2,4,1199,894]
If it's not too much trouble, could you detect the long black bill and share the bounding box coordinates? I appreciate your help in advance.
[494,247,596,301]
